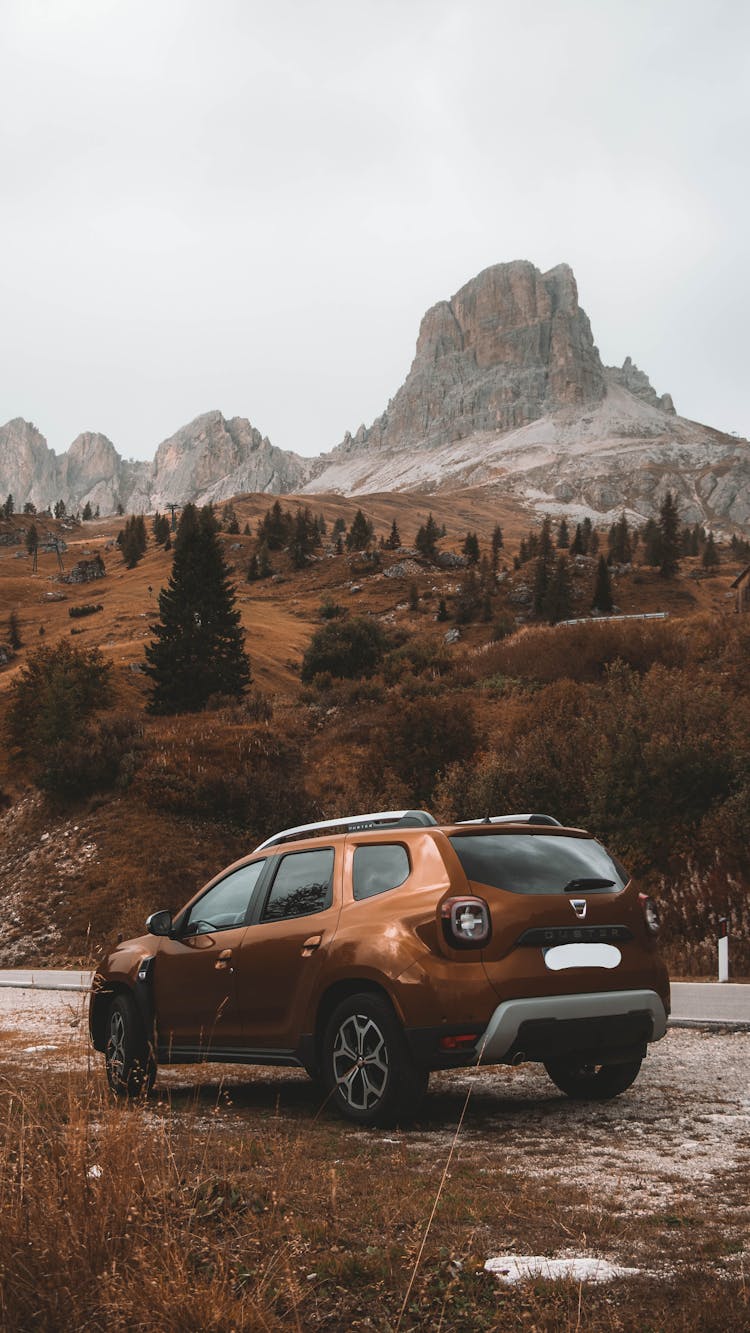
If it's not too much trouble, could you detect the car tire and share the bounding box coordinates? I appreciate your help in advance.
[105,994,156,1098]
[323,993,428,1127]
[543,1056,642,1100]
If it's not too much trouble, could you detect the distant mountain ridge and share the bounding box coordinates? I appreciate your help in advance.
[2,259,749,530]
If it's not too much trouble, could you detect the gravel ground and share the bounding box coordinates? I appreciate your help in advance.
[2,984,748,1235]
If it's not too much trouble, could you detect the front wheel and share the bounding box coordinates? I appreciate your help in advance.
[105,994,156,1098]
[323,993,428,1126]
[543,1056,642,1101]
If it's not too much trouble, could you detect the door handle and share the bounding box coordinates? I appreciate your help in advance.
[301,934,322,956]
[214,948,233,971]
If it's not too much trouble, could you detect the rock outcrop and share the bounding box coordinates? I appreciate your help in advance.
[331,261,606,460]
[149,412,310,511]
[0,411,310,516]
[2,258,749,532]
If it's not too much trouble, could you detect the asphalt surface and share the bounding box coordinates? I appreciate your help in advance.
[0,970,747,1027]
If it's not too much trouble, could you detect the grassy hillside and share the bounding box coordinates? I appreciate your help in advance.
[0,498,748,975]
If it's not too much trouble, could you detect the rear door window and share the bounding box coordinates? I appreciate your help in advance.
[261,848,334,922]
[448,834,628,895]
[353,844,410,900]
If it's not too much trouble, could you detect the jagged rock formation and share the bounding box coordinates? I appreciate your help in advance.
[2,258,749,530]
[334,261,605,459]
[148,412,309,512]
[304,260,749,531]
[0,411,310,516]
[605,356,675,414]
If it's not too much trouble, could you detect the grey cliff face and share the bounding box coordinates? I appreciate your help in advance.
[0,411,309,515]
[333,260,607,457]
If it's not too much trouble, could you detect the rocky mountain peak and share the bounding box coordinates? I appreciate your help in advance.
[333,259,606,459]
[605,357,675,414]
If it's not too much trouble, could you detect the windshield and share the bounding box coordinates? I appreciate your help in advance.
[449,833,628,896]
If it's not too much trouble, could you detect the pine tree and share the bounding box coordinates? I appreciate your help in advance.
[415,513,440,561]
[462,531,480,564]
[3,494,14,519]
[702,531,719,571]
[25,523,38,557]
[556,518,570,549]
[345,509,374,551]
[247,553,259,582]
[490,524,504,570]
[144,503,251,714]
[658,491,681,578]
[570,524,584,556]
[436,597,449,622]
[82,501,93,521]
[592,555,614,613]
[386,518,401,549]
[539,515,554,559]
[533,557,549,616]
[643,517,661,566]
[543,555,573,624]
[54,500,66,519]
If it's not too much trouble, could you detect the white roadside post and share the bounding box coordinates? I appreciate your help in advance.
[718,917,729,983]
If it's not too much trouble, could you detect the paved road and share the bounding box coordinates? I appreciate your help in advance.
[0,971,747,1026]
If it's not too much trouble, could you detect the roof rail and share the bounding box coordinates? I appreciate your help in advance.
[254,809,437,852]
[457,813,562,828]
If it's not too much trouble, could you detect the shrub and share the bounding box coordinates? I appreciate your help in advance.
[68,603,104,619]
[6,640,113,770]
[369,695,477,803]
[38,713,145,800]
[301,617,387,682]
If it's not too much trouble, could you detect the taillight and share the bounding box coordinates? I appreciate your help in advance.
[441,896,491,948]
[639,893,660,936]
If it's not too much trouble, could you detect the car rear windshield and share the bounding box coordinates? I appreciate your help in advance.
[448,834,628,895]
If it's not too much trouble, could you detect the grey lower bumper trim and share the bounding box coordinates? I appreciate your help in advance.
[478,989,668,1063]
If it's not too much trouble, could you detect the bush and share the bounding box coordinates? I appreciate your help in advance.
[301,617,388,683]
[38,713,145,800]
[6,640,113,770]
[369,695,477,803]
[68,603,103,619]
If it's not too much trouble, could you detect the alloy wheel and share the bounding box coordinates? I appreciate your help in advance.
[332,1012,389,1112]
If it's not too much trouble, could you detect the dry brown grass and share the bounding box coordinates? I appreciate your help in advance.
[0,1021,748,1331]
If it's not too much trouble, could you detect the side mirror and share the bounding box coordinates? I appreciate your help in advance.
[146,910,173,937]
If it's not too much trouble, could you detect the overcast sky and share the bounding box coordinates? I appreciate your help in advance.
[1,0,748,461]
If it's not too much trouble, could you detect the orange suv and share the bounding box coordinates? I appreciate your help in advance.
[90,810,669,1124]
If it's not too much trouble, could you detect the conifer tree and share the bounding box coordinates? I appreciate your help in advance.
[491,523,504,570]
[144,503,251,714]
[556,517,570,549]
[570,523,584,556]
[345,509,374,551]
[702,531,719,571]
[658,491,681,578]
[462,531,480,564]
[543,555,573,624]
[415,513,440,561]
[82,501,93,521]
[386,518,401,549]
[533,556,549,616]
[592,555,614,613]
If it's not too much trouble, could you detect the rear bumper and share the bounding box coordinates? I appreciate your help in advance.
[478,988,668,1064]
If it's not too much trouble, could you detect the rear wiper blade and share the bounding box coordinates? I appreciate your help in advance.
[563,877,615,891]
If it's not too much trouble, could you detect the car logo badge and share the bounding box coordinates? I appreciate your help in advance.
[570,899,587,919]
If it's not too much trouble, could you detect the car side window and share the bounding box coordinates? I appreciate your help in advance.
[261,848,334,922]
[353,844,410,900]
[185,860,266,935]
